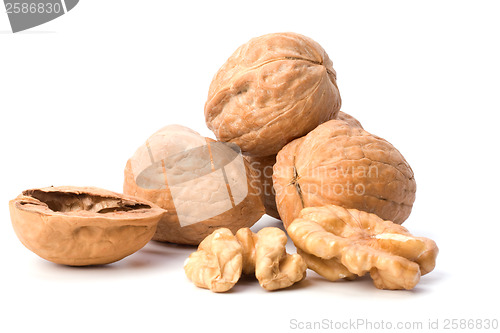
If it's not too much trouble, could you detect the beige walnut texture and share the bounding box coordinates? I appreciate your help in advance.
[184,227,306,292]
[205,32,341,157]
[183,228,243,292]
[273,119,416,228]
[246,111,363,220]
[287,205,438,290]
[9,186,164,266]
[336,111,364,129]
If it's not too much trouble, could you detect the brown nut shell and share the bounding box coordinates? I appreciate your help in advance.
[9,186,164,266]
[336,111,364,129]
[124,125,265,245]
[245,112,363,221]
[273,119,416,228]
[205,32,341,157]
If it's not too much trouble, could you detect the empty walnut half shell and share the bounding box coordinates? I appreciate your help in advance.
[9,186,165,266]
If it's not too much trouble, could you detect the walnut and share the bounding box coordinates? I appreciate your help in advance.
[183,228,243,293]
[336,111,364,129]
[9,186,164,266]
[184,227,306,292]
[244,112,363,221]
[124,125,264,245]
[273,119,416,228]
[205,32,341,157]
[287,205,438,290]
[236,227,307,290]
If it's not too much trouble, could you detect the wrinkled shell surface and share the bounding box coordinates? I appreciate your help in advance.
[288,205,438,290]
[9,186,164,266]
[336,111,364,129]
[245,154,280,219]
[124,124,264,245]
[205,32,341,157]
[244,112,362,221]
[273,119,416,228]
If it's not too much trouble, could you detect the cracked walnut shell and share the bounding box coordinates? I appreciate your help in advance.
[287,205,438,290]
[273,119,416,228]
[205,32,341,157]
[9,186,164,266]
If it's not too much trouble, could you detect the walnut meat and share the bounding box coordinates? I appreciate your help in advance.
[287,205,438,290]
[273,119,416,228]
[205,32,341,157]
[124,125,265,245]
[9,186,164,266]
[185,227,306,292]
[184,228,243,292]
[236,227,307,290]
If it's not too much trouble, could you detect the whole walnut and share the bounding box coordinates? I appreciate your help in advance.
[205,32,341,157]
[246,112,362,221]
[124,125,264,245]
[273,119,416,228]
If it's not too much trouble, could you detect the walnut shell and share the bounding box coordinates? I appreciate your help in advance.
[336,111,364,129]
[205,32,341,157]
[9,186,164,266]
[273,119,416,228]
[124,125,265,245]
[245,112,362,221]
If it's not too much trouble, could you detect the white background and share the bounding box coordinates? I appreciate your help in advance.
[1,1,499,332]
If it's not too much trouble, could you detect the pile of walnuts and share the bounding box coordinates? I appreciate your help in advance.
[9,32,438,292]
[184,32,436,291]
